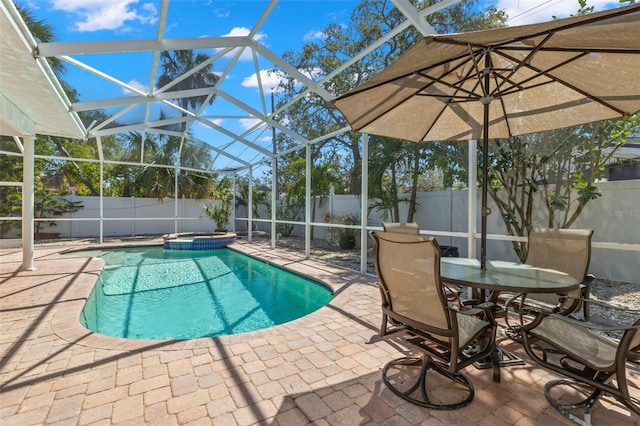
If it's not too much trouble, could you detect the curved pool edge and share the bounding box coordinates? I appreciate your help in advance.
[51,240,362,351]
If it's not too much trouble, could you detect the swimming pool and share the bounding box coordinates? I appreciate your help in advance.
[78,246,333,340]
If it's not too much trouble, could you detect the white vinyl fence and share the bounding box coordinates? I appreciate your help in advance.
[3,180,638,283]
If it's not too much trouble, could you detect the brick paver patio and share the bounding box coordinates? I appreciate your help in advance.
[1,240,638,425]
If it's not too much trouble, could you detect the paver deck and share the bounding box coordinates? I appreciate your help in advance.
[1,240,638,425]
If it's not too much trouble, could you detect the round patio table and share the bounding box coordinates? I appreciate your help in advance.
[440,258,581,376]
[440,258,580,299]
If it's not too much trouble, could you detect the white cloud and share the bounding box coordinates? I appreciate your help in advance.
[51,0,158,32]
[303,30,326,42]
[239,118,262,131]
[241,67,324,94]
[124,79,147,94]
[218,27,267,61]
[497,0,622,26]
[195,118,223,131]
[241,69,288,93]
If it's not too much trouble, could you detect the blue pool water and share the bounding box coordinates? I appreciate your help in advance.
[78,246,333,340]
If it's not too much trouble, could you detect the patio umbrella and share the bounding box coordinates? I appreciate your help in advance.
[332,4,640,268]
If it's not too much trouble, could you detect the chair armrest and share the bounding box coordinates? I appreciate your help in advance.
[541,313,640,332]
[581,273,595,286]
[518,301,640,333]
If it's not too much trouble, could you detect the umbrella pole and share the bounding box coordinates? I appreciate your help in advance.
[481,131,489,270]
[480,58,491,270]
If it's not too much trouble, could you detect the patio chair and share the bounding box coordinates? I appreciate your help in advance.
[380,222,463,307]
[370,231,500,409]
[382,222,420,234]
[518,300,640,425]
[500,228,594,332]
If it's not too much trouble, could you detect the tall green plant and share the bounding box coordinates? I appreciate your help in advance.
[203,177,233,232]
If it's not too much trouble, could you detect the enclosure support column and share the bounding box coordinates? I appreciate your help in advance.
[247,170,252,240]
[21,135,35,270]
[232,173,237,233]
[97,136,104,243]
[174,166,179,233]
[360,134,369,274]
[271,155,277,249]
[99,160,104,243]
[271,93,278,249]
[305,143,311,258]
[468,139,477,259]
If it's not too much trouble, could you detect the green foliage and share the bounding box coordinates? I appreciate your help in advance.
[203,177,234,231]
[275,0,507,219]
[0,187,22,237]
[33,190,83,238]
[365,136,450,222]
[275,199,302,237]
[0,138,84,238]
[424,112,638,262]
[326,213,360,248]
[235,179,271,220]
[157,50,218,132]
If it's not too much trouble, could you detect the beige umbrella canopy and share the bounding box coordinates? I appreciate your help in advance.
[333,4,640,267]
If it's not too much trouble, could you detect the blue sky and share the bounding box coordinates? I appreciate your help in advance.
[15,0,625,171]
[19,0,623,99]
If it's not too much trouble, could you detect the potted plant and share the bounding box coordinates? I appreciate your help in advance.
[327,213,360,250]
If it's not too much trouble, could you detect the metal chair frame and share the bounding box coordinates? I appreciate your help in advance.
[371,231,500,409]
[518,300,640,426]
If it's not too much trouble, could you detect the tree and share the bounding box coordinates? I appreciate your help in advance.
[435,114,639,262]
[0,137,84,238]
[156,50,218,132]
[365,136,448,222]
[280,154,340,239]
[367,137,407,222]
[235,179,271,231]
[108,128,215,200]
[275,0,506,215]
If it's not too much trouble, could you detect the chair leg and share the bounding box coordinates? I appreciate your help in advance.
[490,349,501,383]
[544,379,603,426]
[380,314,388,336]
[382,355,475,410]
[543,377,640,426]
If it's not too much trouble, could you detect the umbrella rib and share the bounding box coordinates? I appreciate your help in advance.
[466,44,492,102]
[345,50,483,130]
[415,63,483,101]
[492,33,554,97]
[357,3,640,101]
[490,49,589,97]
[495,50,628,116]
[437,4,640,53]
[499,46,640,55]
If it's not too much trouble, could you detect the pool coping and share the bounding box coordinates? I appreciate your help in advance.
[51,240,374,352]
